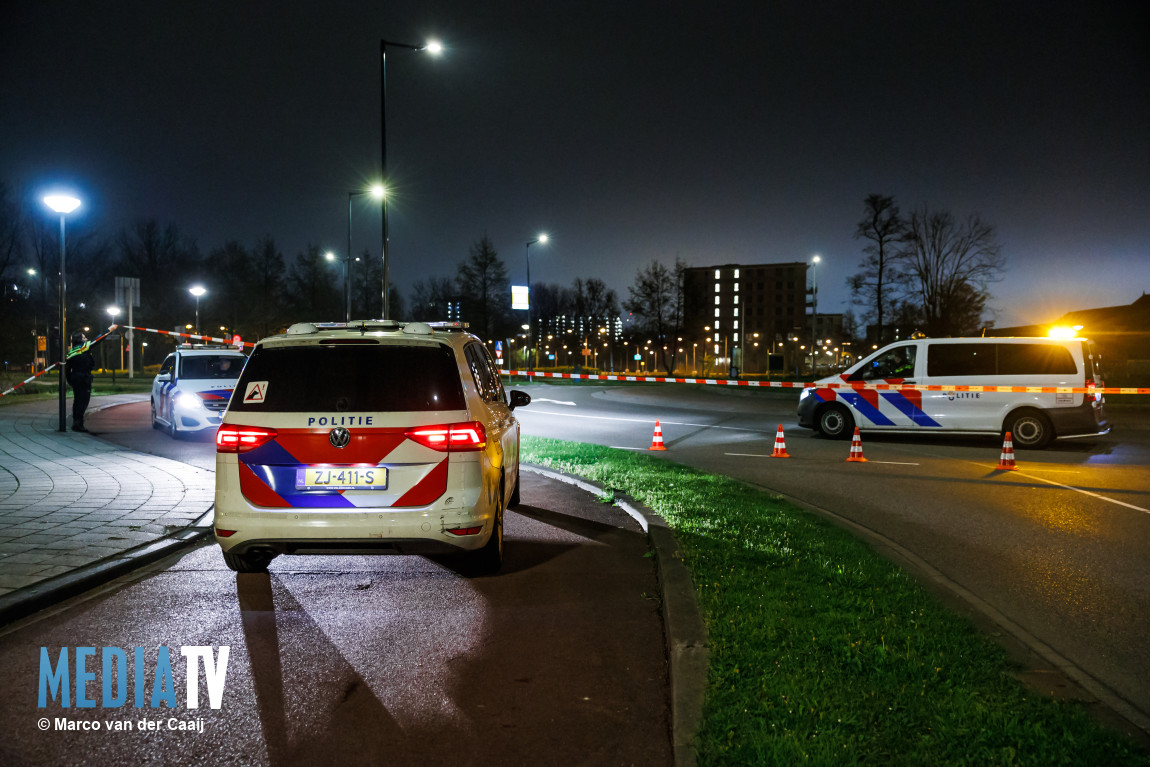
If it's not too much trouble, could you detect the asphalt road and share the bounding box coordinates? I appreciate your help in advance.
[511,381,1150,734]
[0,402,671,766]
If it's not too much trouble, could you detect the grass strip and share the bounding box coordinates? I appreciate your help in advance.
[521,435,1148,766]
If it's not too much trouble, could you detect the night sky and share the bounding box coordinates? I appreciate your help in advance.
[3,1,1147,328]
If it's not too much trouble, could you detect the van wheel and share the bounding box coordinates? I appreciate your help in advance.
[1006,410,1053,449]
[509,466,521,508]
[816,404,854,440]
[470,491,504,576]
[223,550,275,573]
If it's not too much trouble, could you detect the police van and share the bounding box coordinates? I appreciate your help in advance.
[797,337,1109,448]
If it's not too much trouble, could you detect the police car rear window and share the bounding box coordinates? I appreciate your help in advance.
[230,344,465,412]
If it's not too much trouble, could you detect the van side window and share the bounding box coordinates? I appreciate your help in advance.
[928,344,996,377]
[465,344,499,404]
[480,345,508,405]
[998,344,1076,376]
[853,345,916,381]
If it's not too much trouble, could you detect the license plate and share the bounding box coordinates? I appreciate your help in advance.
[295,467,388,490]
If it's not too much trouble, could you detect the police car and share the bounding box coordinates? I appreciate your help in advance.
[151,347,247,438]
[797,336,1108,448]
[213,320,530,574]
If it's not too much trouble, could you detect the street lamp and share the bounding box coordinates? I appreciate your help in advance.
[43,193,81,432]
[810,255,821,375]
[380,38,442,319]
[524,233,548,369]
[344,184,386,321]
[189,285,206,335]
[106,306,122,383]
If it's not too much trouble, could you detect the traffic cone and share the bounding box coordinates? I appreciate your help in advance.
[845,427,868,462]
[770,424,790,458]
[649,420,668,451]
[995,432,1019,470]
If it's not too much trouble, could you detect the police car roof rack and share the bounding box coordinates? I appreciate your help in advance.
[424,321,469,331]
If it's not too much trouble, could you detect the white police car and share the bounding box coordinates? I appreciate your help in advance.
[213,320,530,574]
[151,347,247,438]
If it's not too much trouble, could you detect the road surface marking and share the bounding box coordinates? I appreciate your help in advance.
[864,460,921,466]
[526,409,769,434]
[532,398,577,406]
[980,465,1150,515]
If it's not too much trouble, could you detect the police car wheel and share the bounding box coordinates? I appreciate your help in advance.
[150,400,160,430]
[1006,410,1052,449]
[167,405,178,439]
[816,404,853,440]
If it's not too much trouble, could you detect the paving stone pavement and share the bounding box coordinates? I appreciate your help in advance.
[0,395,213,596]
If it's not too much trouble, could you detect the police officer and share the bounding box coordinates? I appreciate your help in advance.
[65,331,95,432]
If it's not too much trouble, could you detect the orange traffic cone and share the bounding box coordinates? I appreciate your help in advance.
[995,432,1019,470]
[649,420,668,451]
[845,427,868,462]
[770,424,791,458]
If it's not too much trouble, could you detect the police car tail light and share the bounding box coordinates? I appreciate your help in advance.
[216,425,278,453]
[405,421,487,452]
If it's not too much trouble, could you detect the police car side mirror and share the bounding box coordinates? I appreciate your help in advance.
[509,390,531,410]
[156,372,171,382]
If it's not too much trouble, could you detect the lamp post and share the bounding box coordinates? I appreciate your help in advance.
[524,233,548,369]
[380,38,442,319]
[106,306,121,384]
[346,184,385,321]
[810,255,821,375]
[189,285,206,335]
[43,193,81,432]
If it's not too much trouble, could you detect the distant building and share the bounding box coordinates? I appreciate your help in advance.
[682,262,847,375]
[986,293,1150,385]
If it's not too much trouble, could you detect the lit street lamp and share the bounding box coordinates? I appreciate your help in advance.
[43,193,81,432]
[107,306,122,384]
[341,184,386,322]
[189,285,206,335]
[380,38,442,319]
[810,255,821,375]
[524,233,548,369]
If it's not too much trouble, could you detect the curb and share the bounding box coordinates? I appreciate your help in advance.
[0,521,212,628]
[522,465,708,767]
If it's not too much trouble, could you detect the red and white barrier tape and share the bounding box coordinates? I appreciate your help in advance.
[113,324,257,348]
[497,369,1150,395]
[1,326,119,397]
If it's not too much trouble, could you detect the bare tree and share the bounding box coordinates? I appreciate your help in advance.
[409,275,457,321]
[848,193,906,344]
[457,235,511,341]
[623,259,685,373]
[900,205,1004,337]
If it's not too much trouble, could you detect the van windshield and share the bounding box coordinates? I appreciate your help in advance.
[230,344,465,413]
[179,355,245,379]
[851,345,917,381]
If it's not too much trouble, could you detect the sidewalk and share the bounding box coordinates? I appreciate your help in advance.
[0,395,214,618]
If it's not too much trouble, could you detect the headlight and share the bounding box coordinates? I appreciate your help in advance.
[799,388,811,401]
[175,392,203,411]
